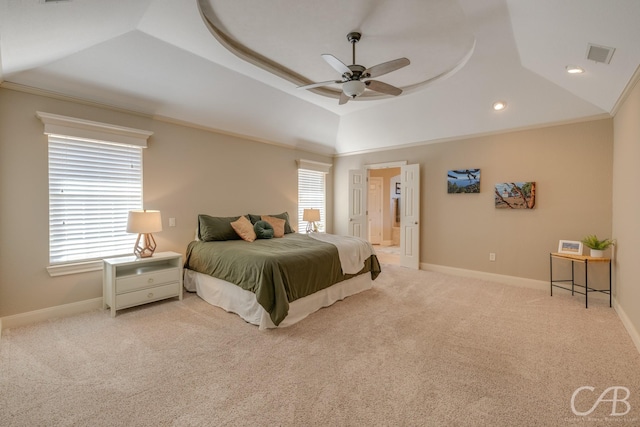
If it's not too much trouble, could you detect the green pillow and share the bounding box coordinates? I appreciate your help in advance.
[254,220,274,239]
[248,212,295,234]
[198,214,242,241]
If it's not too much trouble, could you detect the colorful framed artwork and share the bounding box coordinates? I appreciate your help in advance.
[447,169,480,193]
[494,182,536,209]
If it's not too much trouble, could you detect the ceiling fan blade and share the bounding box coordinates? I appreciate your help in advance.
[338,92,350,105]
[365,80,403,96]
[322,54,351,76]
[298,80,343,90]
[364,57,410,79]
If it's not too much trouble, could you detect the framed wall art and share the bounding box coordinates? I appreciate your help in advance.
[494,182,536,209]
[447,169,480,194]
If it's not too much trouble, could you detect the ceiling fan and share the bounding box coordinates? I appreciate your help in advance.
[298,32,410,105]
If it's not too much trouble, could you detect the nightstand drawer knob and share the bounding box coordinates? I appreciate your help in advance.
[148,278,154,284]
[147,292,154,298]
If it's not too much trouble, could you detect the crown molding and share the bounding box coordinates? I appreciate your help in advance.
[0,81,337,157]
[611,63,640,117]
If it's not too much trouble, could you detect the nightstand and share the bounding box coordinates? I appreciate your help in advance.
[103,251,183,317]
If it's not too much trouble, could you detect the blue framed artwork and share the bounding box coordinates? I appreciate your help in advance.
[447,169,480,193]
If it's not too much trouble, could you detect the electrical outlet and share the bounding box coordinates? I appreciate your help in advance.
[489,252,496,262]
[169,218,176,227]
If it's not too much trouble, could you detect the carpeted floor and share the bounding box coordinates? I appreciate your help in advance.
[1,264,639,426]
[373,245,400,265]
[373,245,401,256]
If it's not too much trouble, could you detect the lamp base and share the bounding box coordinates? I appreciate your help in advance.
[306,222,318,233]
[133,233,157,258]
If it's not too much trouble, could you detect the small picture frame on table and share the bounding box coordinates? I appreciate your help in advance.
[558,240,583,255]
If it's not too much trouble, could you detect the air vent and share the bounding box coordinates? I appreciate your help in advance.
[586,43,615,64]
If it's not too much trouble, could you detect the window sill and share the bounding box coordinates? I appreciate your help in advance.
[47,260,104,277]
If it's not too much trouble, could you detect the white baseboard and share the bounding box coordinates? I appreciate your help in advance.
[613,301,640,354]
[0,297,103,337]
[421,263,549,291]
[420,262,610,302]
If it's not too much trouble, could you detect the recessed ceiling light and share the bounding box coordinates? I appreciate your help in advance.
[493,101,507,111]
[566,65,584,74]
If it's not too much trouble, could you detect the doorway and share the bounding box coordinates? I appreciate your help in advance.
[368,168,401,265]
[348,163,420,269]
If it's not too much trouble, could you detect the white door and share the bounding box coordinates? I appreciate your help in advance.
[400,164,420,269]
[348,169,367,238]
[368,177,383,244]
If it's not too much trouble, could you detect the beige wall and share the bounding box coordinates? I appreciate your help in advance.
[0,88,333,317]
[612,77,640,345]
[0,85,623,326]
[334,119,614,282]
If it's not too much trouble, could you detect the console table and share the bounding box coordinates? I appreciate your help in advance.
[549,253,611,308]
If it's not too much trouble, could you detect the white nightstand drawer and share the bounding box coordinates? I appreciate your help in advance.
[116,268,180,293]
[115,282,181,310]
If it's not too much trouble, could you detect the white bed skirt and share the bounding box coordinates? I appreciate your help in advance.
[183,269,373,330]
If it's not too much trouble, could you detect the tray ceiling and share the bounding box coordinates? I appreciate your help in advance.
[1,0,639,155]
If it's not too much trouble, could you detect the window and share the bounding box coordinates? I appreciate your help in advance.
[37,112,153,275]
[48,136,142,264]
[297,159,331,233]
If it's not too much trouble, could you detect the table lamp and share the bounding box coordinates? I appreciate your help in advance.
[127,209,162,258]
[303,208,320,233]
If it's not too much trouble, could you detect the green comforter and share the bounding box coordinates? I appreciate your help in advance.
[184,233,381,325]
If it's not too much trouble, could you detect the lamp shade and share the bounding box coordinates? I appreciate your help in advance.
[303,208,321,222]
[126,210,162,234]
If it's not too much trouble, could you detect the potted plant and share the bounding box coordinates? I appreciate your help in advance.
[581,235,615,258]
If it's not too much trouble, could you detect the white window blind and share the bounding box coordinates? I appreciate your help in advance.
[298,169,326,233]
[48,136,142,264]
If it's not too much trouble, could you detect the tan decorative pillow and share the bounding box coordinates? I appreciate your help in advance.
[230,215,256,242]
[261,215,285,238]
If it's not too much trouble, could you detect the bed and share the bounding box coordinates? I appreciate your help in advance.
[183,213,381,329]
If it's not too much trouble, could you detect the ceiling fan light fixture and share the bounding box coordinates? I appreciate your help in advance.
[297,32,410,104]
[343,80,366,98]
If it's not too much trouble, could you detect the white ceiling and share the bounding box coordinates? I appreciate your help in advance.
[1,0,639,155]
